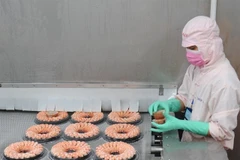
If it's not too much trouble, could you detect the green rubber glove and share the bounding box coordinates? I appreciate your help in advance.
[151,112,209,136]
[148,98,181,115]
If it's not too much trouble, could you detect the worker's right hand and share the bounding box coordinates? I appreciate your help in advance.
[148,98,181,116]
[148,101,170,116]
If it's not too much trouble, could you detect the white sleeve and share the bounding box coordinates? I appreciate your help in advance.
[176,66,193,106]
[208,86,240,150]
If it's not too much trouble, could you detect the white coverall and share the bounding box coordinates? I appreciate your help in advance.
[176,16,240,150]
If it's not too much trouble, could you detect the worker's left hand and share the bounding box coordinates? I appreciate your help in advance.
[151,112,209,136]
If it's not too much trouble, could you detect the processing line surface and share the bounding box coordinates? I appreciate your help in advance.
[0,110,228,160]
[0,111,161,160]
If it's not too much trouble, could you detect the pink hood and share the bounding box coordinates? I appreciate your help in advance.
[182,16,226,67]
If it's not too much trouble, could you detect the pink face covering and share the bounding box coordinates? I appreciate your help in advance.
[186,49,205,67]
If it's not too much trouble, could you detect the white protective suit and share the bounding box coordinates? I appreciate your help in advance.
[176,16,240,150]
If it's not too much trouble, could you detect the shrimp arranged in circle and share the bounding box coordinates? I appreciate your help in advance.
[4,141,43,159]
[51,141,91,159]
[105,124,140,141]
[96,142,136,160]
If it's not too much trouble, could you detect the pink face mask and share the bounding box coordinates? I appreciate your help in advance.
[186,49,205,67]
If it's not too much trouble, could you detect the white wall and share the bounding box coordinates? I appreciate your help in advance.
[0,0,210,84]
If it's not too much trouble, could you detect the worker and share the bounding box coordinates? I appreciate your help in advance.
[149,16,240,150]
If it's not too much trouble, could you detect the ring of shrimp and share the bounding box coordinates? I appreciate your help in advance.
[71,112,104,123]
[108,111,141,123]
[105,124,140,140]
[4,141,43,159]
[26,124,61,141]
[36,111,68,123]
[96,142,136,160]
[64,123,100,139]
[51,141,91,159]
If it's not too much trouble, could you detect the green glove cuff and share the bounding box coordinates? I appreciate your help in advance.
[167,98,181,112]
[180,120,209,136]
